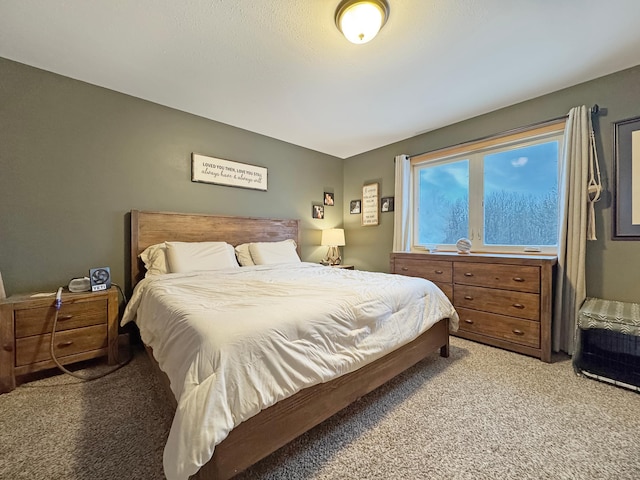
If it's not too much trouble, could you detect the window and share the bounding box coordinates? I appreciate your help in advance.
[412,121,565,254]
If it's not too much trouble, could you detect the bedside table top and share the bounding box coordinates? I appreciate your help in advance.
[1,287,116,306]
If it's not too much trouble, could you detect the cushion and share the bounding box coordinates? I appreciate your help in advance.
[139,243,169,277]
[235,243,255,267]
[249,239,301,265]
[165,241,239,273]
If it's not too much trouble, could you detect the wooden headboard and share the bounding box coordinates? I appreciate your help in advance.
[130,210,300,288]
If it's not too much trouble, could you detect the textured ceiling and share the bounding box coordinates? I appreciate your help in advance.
[2,0,640,158]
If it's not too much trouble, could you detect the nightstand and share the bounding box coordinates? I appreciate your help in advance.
[0,288,119,393]
[331,265,354,270]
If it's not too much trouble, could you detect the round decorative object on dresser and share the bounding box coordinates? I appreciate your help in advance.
[456,238,472,254]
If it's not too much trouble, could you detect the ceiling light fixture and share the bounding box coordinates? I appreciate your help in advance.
[335,0,390,45]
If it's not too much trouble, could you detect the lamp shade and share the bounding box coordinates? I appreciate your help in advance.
[321,228,346,246]
[335,0,389,44]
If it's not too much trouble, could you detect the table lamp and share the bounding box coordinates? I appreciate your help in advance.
[321,228,346,266]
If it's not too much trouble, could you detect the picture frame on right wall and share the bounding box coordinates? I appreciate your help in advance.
[613,116,640,239]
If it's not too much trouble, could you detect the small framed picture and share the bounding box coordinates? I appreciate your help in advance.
[350,199,361,214]
[324,192,335,206]
[313,204,325,219]
[381,197,394,212]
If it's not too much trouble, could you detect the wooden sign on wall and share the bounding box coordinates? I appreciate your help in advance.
[192,153,268,191]
[362,183,379,226]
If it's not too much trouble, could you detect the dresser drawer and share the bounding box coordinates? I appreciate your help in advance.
[435,282,453,302]
[453,262,540,293]
[394,258,452,283]
[389,252,555,362]
[456,307,540,348]
[15,299,108,338]
[15,324,108,367]
[454,284,540,321]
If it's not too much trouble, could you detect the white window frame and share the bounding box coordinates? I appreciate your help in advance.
[410,121,565,254]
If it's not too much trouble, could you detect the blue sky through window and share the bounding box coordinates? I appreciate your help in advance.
[419,160,469,201]
[417,140,559,246]
[484,142,558,196]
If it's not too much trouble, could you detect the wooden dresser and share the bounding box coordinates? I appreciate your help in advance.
[0,288,119,393]
[390,252,556,362]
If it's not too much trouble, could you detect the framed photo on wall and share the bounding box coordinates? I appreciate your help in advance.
[362,183,379,226]
[312,204,325,219]
[324,192,335,206]
[381,197,394,212]
[613,116,640,239]
[350,199,361,214]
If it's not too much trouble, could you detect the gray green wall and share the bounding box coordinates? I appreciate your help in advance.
[343,65,640,303]
[0,57,343,296]
[2,56,639,303]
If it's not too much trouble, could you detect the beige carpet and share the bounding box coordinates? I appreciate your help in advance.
[1,337,639,480]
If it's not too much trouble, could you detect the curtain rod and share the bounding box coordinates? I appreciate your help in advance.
[406,104,601,161]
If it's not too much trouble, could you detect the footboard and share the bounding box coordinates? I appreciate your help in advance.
[192,318,450,479]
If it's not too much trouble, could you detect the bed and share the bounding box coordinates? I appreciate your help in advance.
[123,209,458,480]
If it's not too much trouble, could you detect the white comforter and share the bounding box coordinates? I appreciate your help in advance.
[121,262,458,480]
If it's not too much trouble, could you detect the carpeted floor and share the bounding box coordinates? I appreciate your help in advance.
[1,337,639,480]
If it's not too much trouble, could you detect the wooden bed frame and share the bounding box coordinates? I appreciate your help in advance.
[130,209,451,480]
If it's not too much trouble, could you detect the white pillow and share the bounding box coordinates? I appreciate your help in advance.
[140,243,169,277]
[249,239,301,265]
[165,241,239,273]
[235,243,255,266]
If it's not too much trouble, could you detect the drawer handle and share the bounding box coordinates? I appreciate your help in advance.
[401,267,409,271]
[434,270,443,275]
[513,277,525,282]
[464,272,474,277]
[2,343,13,352]
[512,303,525,309]
[512,329,524,336]
[464,295,473,300]
[58,314,73,321]
[464,319,474,324]
[57,341,73,348]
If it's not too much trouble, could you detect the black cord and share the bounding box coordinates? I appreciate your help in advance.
[49,283,132,381]
[112,282,127,304]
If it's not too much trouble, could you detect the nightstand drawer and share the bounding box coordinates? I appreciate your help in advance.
[454,284,540,321]
[456,307,540,348]
[15,324,108,367]
[15,299,108,338]
[454,262,540,293]
[394,258,452,283]
[1,288,119,393]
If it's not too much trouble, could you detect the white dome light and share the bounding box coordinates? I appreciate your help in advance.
[335,0,390,45]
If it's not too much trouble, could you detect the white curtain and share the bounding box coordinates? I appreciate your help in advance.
[553,106,601,354]
[392,154,411,252]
